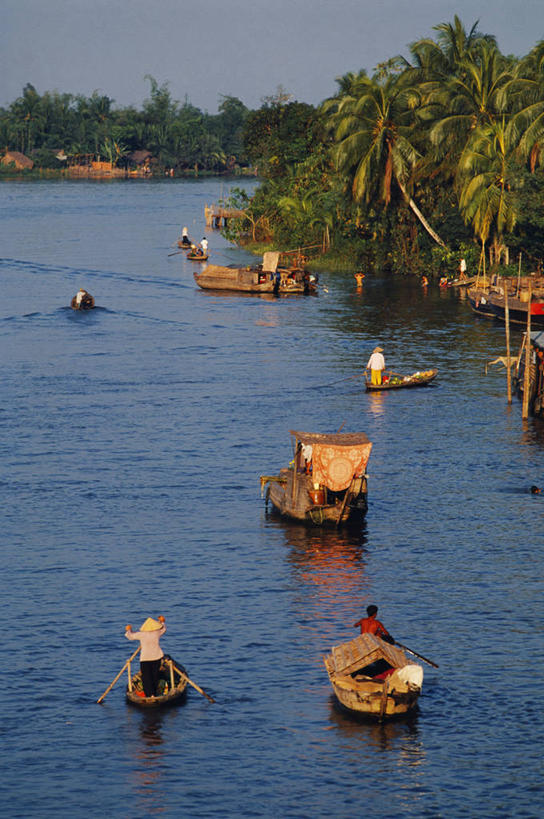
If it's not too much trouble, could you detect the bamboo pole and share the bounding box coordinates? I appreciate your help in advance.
[169,659,175,691]
[517,252,522,296]
[170,662,216,703]
[522,284,532,419]
[97,646,140,704]
[127,660,133,692]
[504,282,512,404]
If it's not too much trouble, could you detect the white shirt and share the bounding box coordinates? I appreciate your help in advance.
[125,624,166,661]
[201,239,208,251]
[75,289,86,306]
[367,352,385,370]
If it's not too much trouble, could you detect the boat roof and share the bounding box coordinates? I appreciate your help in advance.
[531,331,544,349]
[290,430,371,446]
[328,634,412,675]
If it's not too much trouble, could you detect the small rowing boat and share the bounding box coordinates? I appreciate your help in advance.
[126,655,188,708]
[365,368,438,390]
[187,252,209,261]
[324,634,423,720]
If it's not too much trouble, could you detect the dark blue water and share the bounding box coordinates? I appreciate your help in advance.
[1,179,543,818]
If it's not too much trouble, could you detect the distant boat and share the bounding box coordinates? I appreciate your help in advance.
[70,291,95,310]
[365,369,438,390]
[260,430,372,526]
[194,252,317,295]
[187,252,209,261]
[126,655,188,709]
[323,634,423,720]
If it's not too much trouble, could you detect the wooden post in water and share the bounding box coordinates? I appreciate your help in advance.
[522,284,532,419]
[504,280,512,405]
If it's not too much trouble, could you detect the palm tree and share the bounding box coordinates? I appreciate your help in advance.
[323,70,447,247]
[503,41,544,171]
[457,118,517,264]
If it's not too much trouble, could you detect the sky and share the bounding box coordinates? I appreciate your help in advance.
[1,0,543,114]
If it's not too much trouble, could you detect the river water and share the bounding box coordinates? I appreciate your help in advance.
[1,178,543,819]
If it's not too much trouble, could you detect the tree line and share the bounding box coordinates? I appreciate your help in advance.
[3,18,544,274]
[0,76,251,173]
[225,17,544,276]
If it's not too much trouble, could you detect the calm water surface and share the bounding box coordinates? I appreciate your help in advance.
[1,179,543,818]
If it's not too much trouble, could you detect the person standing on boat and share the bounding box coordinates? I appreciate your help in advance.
[459,258,467,279]
[181,226,190,246]
[200,237,208,255]
[366,347,385,386]
[354,605,395,644]
[125,615,166,697]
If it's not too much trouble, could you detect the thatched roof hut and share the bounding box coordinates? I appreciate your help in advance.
[127,150,152,166]
[1,150,34,170]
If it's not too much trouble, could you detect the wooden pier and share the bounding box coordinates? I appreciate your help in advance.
[205,205,245,228]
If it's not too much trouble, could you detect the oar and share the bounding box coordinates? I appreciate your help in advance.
[395,641,439,668]
[97,646,141,703]
[168,250,184,257]
[171,661,216,703]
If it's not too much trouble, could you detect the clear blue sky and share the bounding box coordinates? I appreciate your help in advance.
[2,0,543,113]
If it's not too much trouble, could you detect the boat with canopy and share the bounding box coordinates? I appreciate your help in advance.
[260,430,372,526]
[324,634,423,719]
[194,251,317,295]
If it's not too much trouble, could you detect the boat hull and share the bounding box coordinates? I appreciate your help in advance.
[324,634,423,720]
[194,264,316,294]
[125,657,188,708]
[265,469,368,526]
[365,369,438,390]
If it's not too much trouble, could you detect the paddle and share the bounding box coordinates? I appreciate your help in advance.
[168,250,184,257]
[395,641,439,668]
[97,646,141,703]
[170,661,216,703]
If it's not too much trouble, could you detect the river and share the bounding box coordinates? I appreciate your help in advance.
[1,177,543,818]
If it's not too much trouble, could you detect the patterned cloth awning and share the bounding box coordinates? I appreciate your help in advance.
[311,441,372,491]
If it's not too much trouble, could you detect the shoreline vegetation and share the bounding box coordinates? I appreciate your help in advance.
[3,17,544,280]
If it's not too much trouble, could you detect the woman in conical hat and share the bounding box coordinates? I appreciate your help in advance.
[366,346,386,386]
[125,615,166,697]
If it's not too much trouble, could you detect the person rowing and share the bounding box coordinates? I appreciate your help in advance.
[125,615,167,697]
[353,604,395,644]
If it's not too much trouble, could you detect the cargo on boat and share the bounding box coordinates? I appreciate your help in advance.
[323,634,423,719]
[126,655,188,709]
[260,430,372,526]
[194,251,317,295]
[365,368,438,390]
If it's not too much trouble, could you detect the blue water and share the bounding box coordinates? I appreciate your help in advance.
[1,178,543,818]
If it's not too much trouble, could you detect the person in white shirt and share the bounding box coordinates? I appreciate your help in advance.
[366,346,385,386]
[125,615,166,697]
[200,237,208,253]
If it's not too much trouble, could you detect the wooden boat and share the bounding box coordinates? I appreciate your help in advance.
[177,238,193,248]
[194,251,317,295]
[70,291,95,310]
[187,252,209,261]
[365,368,438,390]
[126,655,188,708]
[324,634,423,720]
[447,275,477,288]
[260,430,372,526]
[468,275,544,327]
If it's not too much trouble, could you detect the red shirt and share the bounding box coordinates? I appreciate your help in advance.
[353,615,391,640]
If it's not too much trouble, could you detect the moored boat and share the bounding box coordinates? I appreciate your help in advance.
[126,655,188,708]
[324,634,423,720]
[467,275,544,327]
[194,251,317,295]
[365,368,438,390]
[260,430,372,526]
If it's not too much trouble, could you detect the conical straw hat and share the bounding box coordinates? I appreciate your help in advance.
[140,617,162,632]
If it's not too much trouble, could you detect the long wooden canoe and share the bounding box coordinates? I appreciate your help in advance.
[324,634,423,720]
[365,368,438,390]
[126,655,188,708]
